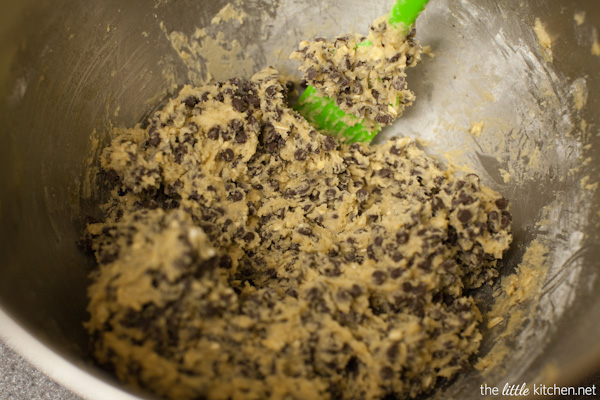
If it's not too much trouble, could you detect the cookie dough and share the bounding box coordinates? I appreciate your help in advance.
[83,66,512,400]
[291,16,421,129]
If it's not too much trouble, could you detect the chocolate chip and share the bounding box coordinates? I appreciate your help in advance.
[298,227,312,236]
[410,298,425,317]
[274,107,284,121]
[487,211,499,232]
[418,259,432,271]
[324,135,337,151]
[174,145,187,163]
[294,149,307,161]
[500,210,512,228]
[457,209,472,223]
[235,131,248,144]
[390,267,404,279]
[221,129,232,141]
[495,197,509,209]
[243,231,255,243]
[345,356,360,378]
[269,180,279,190]
[207,126,221,140]
[246,94,261,108]
[446,226,458,244]
[219,148,235,162]
[372,270,387,285]
[345,58,352,70]
[297,185,310,195]
[349,284,363,297]
[457,192,474,205]
[432,196,445,211]
[402,282,414,293]
[396,231,408,244]
[230,119,243,131]
[219,255,232,269]
[325,188,337,199]
[183,96,199,108]
[148,133,160,147]
[265,141,279,154]
[265,85,279,98]
[356,188,368,201]
[242,80,255,92]
[488,210,499,221]
[374,114,392,125]
[379,168,393,178]
[228,191,243,202]
[283,188,296,198]
[392,78,406,90]
[231,97,247,112]
[262,123,278,141]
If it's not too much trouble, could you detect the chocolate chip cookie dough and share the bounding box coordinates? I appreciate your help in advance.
[83,66,512,400]
[290,16,421,129]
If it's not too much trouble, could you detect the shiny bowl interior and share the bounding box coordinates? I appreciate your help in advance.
[0,0,599,398]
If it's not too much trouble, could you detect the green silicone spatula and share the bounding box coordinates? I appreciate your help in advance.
[293,0,429,143]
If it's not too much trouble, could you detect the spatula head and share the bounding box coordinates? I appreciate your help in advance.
[293,85,380,143]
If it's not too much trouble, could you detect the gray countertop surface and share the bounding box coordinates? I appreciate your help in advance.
[0,340,80,400]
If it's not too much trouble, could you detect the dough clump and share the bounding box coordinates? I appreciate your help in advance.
[84,67,512,400]
[291,16,421,129]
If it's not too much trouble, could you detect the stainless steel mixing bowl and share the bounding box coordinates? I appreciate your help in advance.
[1,0,599,398]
